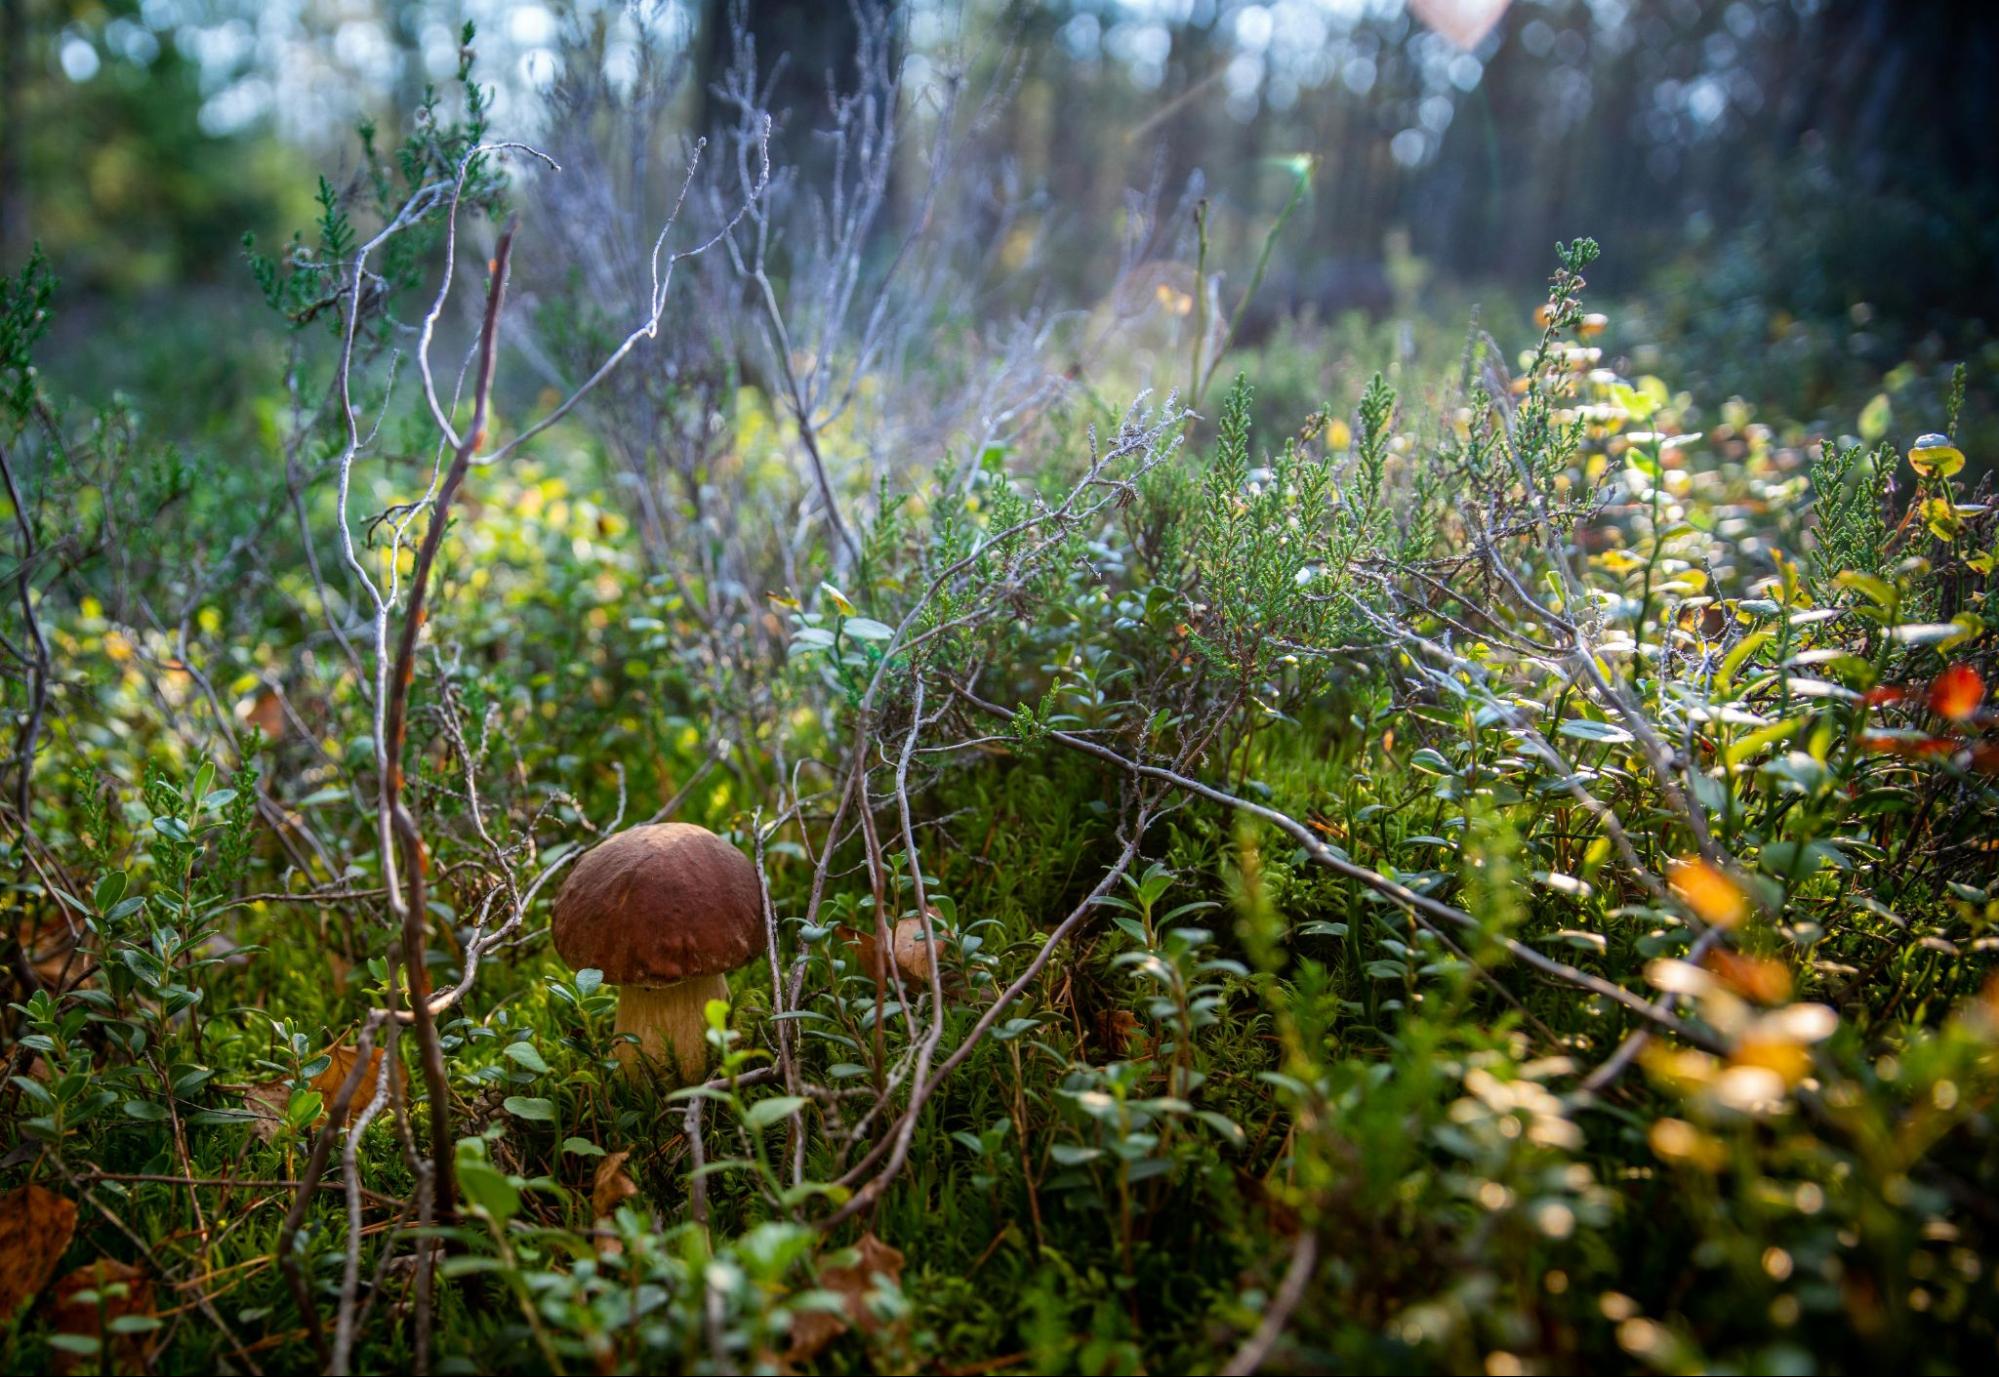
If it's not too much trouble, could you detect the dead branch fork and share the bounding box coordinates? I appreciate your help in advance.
[379,223,517,1223]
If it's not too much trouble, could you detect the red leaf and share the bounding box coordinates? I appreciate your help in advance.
[1930,664,1986,722]
[1860,733,1957,760]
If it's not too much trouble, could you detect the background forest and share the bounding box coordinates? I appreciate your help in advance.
[3,1,1998,1374]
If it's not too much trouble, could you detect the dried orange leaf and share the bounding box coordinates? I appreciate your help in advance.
[242,1080,292,1145]
[0,1184,77,1322]
[241,689,286,739]
[783,1232,906,1365]
[11,918,90,989]
[313,1040,396,1106]
[592,1150,639,1219]
[1705,950,1792,1004]
[1669,858,1747,929]
[50,1257,154,1376]
[241,1038,396,1146]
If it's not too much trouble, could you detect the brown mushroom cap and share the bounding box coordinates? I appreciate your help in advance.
[551,823,764,986]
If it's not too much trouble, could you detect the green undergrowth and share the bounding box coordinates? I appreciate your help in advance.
[3,59,1998,1377]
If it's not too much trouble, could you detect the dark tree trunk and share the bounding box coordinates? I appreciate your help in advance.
[1,0,28,265]
[699,0,865,164]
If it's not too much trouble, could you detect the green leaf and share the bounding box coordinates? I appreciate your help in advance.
[502,1042,551,1074]
[458,1160,520,1225]
[10,1074,55,1108]
[744,1095,807,1130]
[1194,1110,1246,1148]
[560,1137,606,1157]
[503,1095,557,1122]
[842,617,895,642]
[1725,716,1802,768]
[1758,751,1830,795]
[1557,718,1634,744]
[1857,392,1891,442]
[1835,570,1896,609]
[1716,630,1773,694]
[93,871,129,912]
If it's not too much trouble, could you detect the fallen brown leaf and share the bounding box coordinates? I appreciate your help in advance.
[49,1257,154,1376]
[783,1231,906,1366]
[243,1036,399,1144]
[242,688,286,739]
[313,1040,396,1106]
[1098,1009,1142,1058]
[837,920,885,980]
[0,1183,77,1322]
[242,1080,292,1145]
[592,1150,639,1218]
[10,917,91,990]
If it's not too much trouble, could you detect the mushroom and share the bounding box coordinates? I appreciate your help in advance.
[890,915,938,985]
[844,906,947,988]
[551,822,765,1082]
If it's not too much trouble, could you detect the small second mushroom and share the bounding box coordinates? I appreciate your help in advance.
[843,905,946,987]
[550,822,765,1083]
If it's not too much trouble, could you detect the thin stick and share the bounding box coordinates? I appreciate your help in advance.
[0,436,49,824]
[380,224,517,1224]
[951,682,1725,1053]
[1220,1229,1318,1376]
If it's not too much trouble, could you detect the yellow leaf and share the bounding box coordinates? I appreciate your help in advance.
[1921,496,1962,542]
[1670,858,1748,929]
[1908,432,1965,479]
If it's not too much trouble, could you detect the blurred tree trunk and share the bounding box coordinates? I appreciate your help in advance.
[699,0,863,167]
[1,0,27,265]
[1784,0,1998,188]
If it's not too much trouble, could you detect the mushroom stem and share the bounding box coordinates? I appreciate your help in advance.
[614,974,728,1083]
